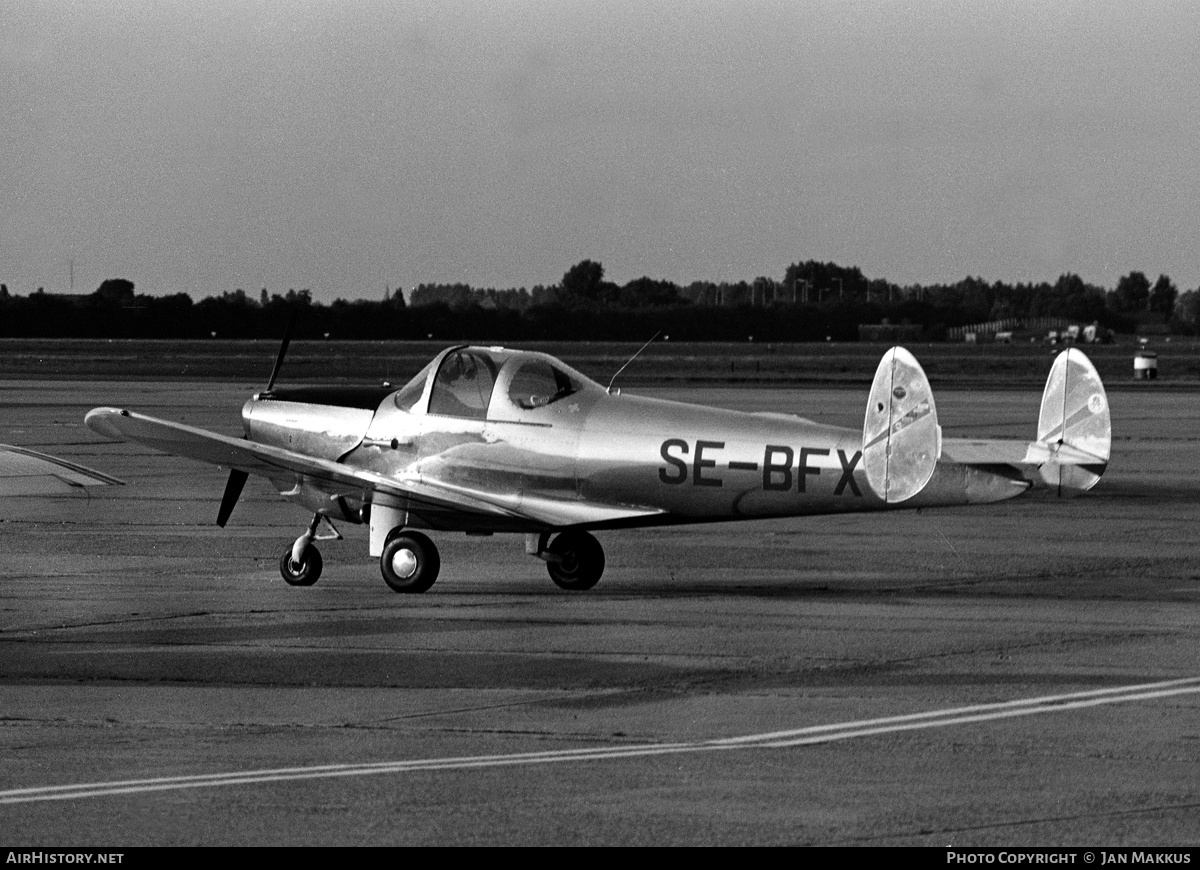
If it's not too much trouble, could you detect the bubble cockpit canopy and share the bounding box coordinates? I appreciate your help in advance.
[393,347,595,420]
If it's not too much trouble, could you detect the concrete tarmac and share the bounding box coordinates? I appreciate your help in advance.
[1,379,1199,846]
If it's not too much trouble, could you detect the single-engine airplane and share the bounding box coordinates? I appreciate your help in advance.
[84,343,1110,594]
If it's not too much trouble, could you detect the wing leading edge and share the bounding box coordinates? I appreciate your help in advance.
[0,443,124,496]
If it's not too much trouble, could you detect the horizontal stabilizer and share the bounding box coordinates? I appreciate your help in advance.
[940,349,1111,498]
[862,347,941,503]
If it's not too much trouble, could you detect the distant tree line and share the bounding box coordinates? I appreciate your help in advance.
[2,261,1197,341]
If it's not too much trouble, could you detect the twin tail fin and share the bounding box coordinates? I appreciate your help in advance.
[862,347,941,503]
[861,346,1111,504]
[1034,348,1111,496]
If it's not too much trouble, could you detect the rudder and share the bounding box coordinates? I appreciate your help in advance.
[1036,348,1111,496]
[862,347,941,503]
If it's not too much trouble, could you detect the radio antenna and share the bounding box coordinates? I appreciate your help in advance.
[607,331,662,393]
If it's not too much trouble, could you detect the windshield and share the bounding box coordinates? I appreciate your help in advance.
[393,360,436,412]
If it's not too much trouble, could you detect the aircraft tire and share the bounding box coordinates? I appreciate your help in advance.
[279,544,322,587]
[546,531,604,591]
[381,531,440,593]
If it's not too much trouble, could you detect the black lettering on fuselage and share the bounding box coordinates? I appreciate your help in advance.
[693,440,724,487]
[798,447,829,493]
[658,439,859,497]
[762,445,793,491]
[835,449,863,496]
[659,438,689,485]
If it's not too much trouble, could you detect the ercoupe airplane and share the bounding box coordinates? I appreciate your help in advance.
[0,444,123,496]
[85,343,1110,594]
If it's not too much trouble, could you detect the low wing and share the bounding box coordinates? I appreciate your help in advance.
[0,444,124,496]
[84,408,662,529]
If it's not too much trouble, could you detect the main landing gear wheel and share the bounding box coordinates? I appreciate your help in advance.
[381,531,440,593]
[546,530,605,591]
[279,544,322,586]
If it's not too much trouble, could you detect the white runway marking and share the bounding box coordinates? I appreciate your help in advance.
[3,677,1199,805]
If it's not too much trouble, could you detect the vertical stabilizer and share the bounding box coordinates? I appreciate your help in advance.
[863,347,941,503]
[1036,348,1111,496]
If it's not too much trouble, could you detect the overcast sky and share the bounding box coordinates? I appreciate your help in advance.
[4,0,1198,303]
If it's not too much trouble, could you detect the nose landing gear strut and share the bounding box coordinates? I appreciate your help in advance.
[279,514,343,586]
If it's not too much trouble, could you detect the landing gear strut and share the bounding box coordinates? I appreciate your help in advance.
[380,530,440,593]
[543,530,605,591]
[278,514,342,587]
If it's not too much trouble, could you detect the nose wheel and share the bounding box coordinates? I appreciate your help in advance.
[279,545,322,586]
[277,513,340,587]
[381,531,440,593]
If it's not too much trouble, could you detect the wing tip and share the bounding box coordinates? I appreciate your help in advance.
[84,407,130,441]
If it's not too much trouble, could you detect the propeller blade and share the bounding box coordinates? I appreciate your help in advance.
[225,313,293,526]
[265,310,298,392]
[217,468,249,528]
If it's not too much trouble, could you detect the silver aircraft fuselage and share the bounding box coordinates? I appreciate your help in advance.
[242,344,1024,534]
